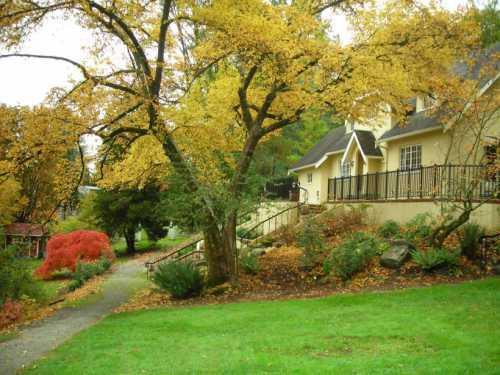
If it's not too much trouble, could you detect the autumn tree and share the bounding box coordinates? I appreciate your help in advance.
[0,0,481,284]
[0,104,84,223]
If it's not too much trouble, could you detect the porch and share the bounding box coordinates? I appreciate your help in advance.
[328,164,499,202]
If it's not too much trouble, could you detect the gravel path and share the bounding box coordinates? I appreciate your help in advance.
[0,258,148,375]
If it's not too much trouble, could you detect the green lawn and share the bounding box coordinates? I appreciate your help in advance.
[24,278,500,375]
[22,259,68,303]
[112,236,187,256]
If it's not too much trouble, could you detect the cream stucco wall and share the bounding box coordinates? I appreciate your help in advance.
[297,162,331,204]
[381,129,451,171]
[333,201,500,232]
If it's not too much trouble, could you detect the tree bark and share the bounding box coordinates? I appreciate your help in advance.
[124,226,136,254]
[202,215,237,286]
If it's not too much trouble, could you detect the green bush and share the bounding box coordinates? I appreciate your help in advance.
[68,279,84,292]
[377,220,401,239]
[324,233,379,281]
[70,257,113,291]
[411,248,460,271]
[152,261,204,299]
[236,227,262,240]
[0,245,42,305]
[460,223,485,259]
[239,252,261,275]
[297,218,326,270]
[404,213,435,242]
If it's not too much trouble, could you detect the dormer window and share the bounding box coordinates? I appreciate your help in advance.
[339,160,351,177]
[416,95,437,113]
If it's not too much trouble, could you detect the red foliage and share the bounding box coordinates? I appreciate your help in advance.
[0,299,23,329]
[35,230,114,279]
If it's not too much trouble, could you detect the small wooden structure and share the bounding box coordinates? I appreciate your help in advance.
[4,223,48,258]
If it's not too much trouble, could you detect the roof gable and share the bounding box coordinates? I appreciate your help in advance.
[290,126,347,171]
[5,223,47,237]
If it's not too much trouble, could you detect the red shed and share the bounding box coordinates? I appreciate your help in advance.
[4,223,48,257]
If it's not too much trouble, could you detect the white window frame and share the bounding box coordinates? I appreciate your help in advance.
[307,173,313,184]
[400,144,422,171]
[339,160,351,177]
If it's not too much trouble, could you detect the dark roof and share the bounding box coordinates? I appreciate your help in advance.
[354,130,383,157]
[453,42,500,86]
[291,126,347,170]
[5,223,47,237]
[291,127,383,170]
[381,43,500,142]
[378,111,443,141]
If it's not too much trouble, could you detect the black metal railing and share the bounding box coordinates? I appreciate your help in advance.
[265,176,299,201]
[237,202,303,248]
[328,164,499,202]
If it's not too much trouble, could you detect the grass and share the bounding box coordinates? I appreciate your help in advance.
[0,331,17,343]
[23,278,500,375]
[112,236,187,256]
[22,259,68,303]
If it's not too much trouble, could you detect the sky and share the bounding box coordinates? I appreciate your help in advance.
[0,0,483,107]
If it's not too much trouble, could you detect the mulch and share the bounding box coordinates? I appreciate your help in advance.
[114,245,493,313]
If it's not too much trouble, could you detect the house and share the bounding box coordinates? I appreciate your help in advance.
[290,45,499,229]
[4,223,48,257]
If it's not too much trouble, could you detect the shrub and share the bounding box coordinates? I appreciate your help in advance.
[460,223,485,259]
[273,224,296,246]
[70,257,113,291]
[152,261,204,299]
[411,248,461,271]
[297,218,326,270]
[322,208,364,237]
[377,220,401,239]
[68,279,84,292]
[239,252,261,275]
[403,213,436,242]
[325,233,379,280]
[0,245,42,305]
[0,299,23,329]
[236,227,261,240]
[35,230,114,279]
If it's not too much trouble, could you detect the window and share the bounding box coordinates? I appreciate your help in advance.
[400,145,422,170]
[307,173,313,184]
[339,160,351,177]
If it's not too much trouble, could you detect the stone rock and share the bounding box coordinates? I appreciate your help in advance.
[250,247,268,256]
[380,240,415,269]
[273,240,285,248]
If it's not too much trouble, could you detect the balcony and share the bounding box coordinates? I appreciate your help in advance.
[328,164,499,202]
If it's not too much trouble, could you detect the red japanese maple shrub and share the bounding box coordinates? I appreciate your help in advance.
[35,230,114,279]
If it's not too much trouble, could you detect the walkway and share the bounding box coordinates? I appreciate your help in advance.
[0,258,148,375]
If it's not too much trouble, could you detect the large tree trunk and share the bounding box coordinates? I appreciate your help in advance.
[203,213,238,286]
[124,226,136,255]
